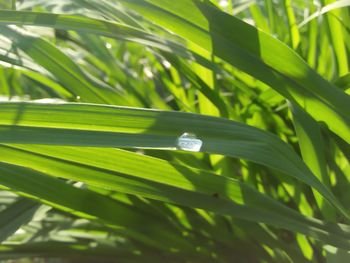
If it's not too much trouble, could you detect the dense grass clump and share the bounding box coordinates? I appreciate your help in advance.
[0,0,349,262]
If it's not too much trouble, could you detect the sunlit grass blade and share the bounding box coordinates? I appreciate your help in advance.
[1,145,350,249]
[115,0,350,143]
[0,1,349,261]
[0,102,348,219]
[0,162,193,251]
[291,103,337,220]
[0,8,349,142]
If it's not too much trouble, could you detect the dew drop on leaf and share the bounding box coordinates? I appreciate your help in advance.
[176,133,203,152]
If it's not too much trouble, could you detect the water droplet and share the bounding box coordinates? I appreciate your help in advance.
[176,133,203,152]
[73,181,86,189]
[14,229,25,235]
[162,60,171,69]
[219,0,228,7]
[76,95,81,100]
[105,42,112,49]
[143,67,154,79]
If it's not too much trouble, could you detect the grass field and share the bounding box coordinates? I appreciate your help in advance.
[0,0,350,262]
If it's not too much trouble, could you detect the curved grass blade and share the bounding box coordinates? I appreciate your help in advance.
[0,162,192,251]
[291,103,337,220]
[1,145,350,249]
[298,0,350,28]
[0,9,349,142]
[0,198,40,243]
[116,0,350,143]
[0,26,127,105]
[0,102,348,219]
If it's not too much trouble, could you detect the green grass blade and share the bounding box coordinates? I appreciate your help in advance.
[0,102,348,219]
[0,162,191,251]
[0,26,126,104]
[299,0,350,28]
[321,0,349,76]
[283,0,300,49]
[0,8,349,142]
[117,0,350,143]
[1,144,350,249]
[0,198,40,243]
[291,103,337,220]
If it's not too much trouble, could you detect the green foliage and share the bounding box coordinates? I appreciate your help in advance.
[0,0,349,262]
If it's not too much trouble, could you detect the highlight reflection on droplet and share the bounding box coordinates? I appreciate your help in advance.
[176,133,203,152]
